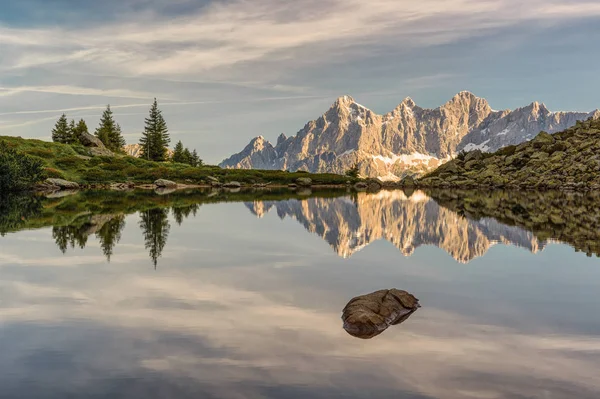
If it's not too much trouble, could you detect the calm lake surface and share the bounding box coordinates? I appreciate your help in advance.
[1,188,600,398]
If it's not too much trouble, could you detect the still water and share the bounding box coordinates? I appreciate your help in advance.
[1,189,599,398]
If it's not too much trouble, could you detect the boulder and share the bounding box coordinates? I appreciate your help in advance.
[206,176,220,183]
[365,179,382,191]
[342,289,420,339]
[79,132,106,148]
[45,178,80,190]
[464,149,483,163]
[89,147,115,157]
[354,182,368,190]
[223,181,242,188]
[296,177,312,186]
[154,179,177,188]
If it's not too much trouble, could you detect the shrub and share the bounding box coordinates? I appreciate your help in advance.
[25,148,54,158]
[55,156,83,169]
[0,141,46,192]
[44,167,65,179]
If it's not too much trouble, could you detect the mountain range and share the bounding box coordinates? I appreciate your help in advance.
[221,92,600,179]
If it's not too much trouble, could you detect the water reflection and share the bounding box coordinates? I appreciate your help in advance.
[139,209,171,268]
[1,188,600,266]
[2,189,600,398]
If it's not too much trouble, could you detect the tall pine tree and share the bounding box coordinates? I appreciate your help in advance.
[51,114,72,143]
[139,99,170,161]
[95,105,126,152]
[172,141,185,163]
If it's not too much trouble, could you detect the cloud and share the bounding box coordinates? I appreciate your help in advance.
[2,0,600,77]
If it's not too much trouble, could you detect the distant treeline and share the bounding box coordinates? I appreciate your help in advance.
[51,99,202,167]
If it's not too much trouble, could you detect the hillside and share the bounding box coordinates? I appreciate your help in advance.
[418,118,600,190]
[221,92,598,179]
[0,136,352,188]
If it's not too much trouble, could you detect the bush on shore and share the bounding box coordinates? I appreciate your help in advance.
[0,141,46,192]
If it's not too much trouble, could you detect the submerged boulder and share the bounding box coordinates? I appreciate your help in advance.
[223,181,242,188]
[45,178,80,190]
[154,179,177,188]
[342,289,420,339]
[296,177,312,186]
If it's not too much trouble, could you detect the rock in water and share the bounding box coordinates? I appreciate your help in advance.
[342,289,420,339]
[223,181,242,188]
[154,179,177,188]
[45,178,80,190]
[296,177,312,186]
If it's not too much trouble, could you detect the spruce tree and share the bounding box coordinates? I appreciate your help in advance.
[140,99,170,161]
[191,150,202,167]
[95,105,126,152]
[51,114,72,143]
[72,119,89,143]
[182,148,192,165]
[113,123,126,152]
[172,141,185,163]
[68,119,76,144]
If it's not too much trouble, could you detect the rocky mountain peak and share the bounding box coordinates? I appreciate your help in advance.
[401,97,416,108]
[276,133,288,146]
[250,135,270,149]
[445,91,490,110]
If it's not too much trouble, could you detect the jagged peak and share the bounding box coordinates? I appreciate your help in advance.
[335,95,356,105]
[400,97,416,108]
[276,133,288,146]
[246,135,273,150]
[522,101,550,115]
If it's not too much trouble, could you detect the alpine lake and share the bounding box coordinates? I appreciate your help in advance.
[1,187,600,399]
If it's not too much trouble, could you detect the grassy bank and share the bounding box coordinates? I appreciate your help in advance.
[0,136,353,187]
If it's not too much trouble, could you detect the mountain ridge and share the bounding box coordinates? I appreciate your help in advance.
[221,92,599,179]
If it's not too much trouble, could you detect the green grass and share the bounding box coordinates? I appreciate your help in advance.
[0,135,354,186]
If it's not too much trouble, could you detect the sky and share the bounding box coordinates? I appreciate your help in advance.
[1,0,600,164]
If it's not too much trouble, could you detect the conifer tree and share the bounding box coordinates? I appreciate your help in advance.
[113,123,126,152]
[182,148,192,165]
[72,119,89,143]
[51,114,72,143]
[139,99,170,161]
[68,119,76,143]
[191,150,202,167]
[172,141,185,163]
[95,105,126,152]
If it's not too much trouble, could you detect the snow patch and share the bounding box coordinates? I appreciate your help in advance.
[463,139,491,152]
[497,128,510,136]
[339,149,355,157]
[372,152,439,166]
[377,173,401,182]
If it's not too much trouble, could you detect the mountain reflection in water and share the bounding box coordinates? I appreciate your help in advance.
[1,188,599,266]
